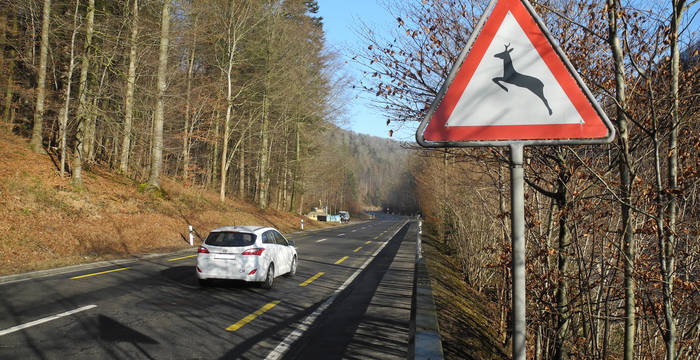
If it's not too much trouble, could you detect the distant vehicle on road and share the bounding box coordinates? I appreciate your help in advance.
[339,211,350,223]
[196,226,297,289]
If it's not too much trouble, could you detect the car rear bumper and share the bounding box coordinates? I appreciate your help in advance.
[196,255,265,282]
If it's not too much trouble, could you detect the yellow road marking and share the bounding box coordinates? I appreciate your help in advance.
[335,256,349,265]
[353,247,362,253]
[226,301,280,332]
[365,241,372,245]
[70,267,129,280]
[168,254,197,261]
[299,272,324,287]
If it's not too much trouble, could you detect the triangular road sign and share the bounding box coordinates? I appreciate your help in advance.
[416,0,614,147]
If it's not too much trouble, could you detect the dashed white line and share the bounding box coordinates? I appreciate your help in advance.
[316,238,327,243]
[0,305,98,337]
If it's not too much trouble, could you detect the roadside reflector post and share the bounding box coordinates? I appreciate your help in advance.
[188,225,194,246]
[510,144,526,360]
[301,219,304,230]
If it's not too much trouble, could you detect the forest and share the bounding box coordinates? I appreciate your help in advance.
[0,0,414,215]
[359,0,699,359]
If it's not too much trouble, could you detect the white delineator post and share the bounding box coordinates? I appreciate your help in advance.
[188,225,194,246]
[510,144,526,360]
[301,219,304,230]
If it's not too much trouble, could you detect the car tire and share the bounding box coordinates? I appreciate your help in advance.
[286,256,296,278]
[261,263,274,289]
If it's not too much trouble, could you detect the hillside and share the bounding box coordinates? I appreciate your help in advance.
[324,128,411,207]
[0,126,329,276]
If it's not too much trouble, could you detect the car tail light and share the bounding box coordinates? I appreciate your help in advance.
[248,269,257,276]
[241,248,264,256]
[198,246,209,254]
[196,266,202,273]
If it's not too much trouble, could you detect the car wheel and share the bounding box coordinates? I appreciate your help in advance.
[286,256,296,277]
[261,263,274,289]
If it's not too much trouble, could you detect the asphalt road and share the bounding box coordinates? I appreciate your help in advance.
[0,216,417,359]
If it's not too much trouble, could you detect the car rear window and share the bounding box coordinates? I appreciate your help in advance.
[204,232,256,247]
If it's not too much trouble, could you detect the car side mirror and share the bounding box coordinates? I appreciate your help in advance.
[288,240,295,247]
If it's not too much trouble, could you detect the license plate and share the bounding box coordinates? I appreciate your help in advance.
[214,254,236,260]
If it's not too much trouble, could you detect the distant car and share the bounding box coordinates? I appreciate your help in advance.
[339,211,350,223]
[196,226,297,289]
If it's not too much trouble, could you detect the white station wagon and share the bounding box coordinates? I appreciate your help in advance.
[196,226,297,289]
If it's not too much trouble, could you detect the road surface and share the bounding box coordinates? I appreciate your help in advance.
[0,216,417,359]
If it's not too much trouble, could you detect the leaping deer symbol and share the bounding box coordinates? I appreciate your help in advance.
[492,43,553,116]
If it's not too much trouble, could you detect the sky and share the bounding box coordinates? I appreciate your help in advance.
[316,0,417,141]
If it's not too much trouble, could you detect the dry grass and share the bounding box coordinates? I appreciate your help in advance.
[422,232,510,360]
[0,126,331,275]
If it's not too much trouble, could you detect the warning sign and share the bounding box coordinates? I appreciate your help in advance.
[416,0,614,146]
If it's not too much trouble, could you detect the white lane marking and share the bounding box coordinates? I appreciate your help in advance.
[338,234,345,237]
[351,230,356,232]
[264,221,408,360]
[315,238,327,243]
[0,305,98,336]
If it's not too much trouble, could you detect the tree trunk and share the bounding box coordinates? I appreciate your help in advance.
[3,16,17,124]
[281,129,289,211]
[606,3,635,359]
[120,0,139,174]
[289,119,300,213]
[239,131,245,198]
[60,0,80,177]
[258,78,270,209]
[72,0,95,187]
[0,11,4,80]
[183,15,196,182]
[211,114,219,188]
[30,0,51,154]
[219,7,236,202]
[661,2,685,359]
[148,0,171,189]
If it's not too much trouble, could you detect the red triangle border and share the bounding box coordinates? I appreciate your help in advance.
[422,0,609,142]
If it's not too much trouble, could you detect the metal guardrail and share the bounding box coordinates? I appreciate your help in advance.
[410,221,445,360]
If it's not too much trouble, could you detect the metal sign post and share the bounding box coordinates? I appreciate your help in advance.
[510,144,526,359]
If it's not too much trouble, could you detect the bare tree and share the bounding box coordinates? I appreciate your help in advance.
[59,0,81,177]
[30,0,51,154]
[120,0,139,175]
[218,0,255,202]
[2,13,16,124]
[72,0,95,187]
[148,0,171,189]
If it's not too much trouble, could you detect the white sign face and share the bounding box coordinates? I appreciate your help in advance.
[447,11,583,127]
[416,0,614,146]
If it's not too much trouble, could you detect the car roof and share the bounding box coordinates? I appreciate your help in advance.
[210,225,271,234]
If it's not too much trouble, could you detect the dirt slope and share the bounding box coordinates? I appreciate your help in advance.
[0,126,327,275]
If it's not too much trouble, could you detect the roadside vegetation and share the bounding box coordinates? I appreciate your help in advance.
[0,126,332,275]
[422,227,509,360]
